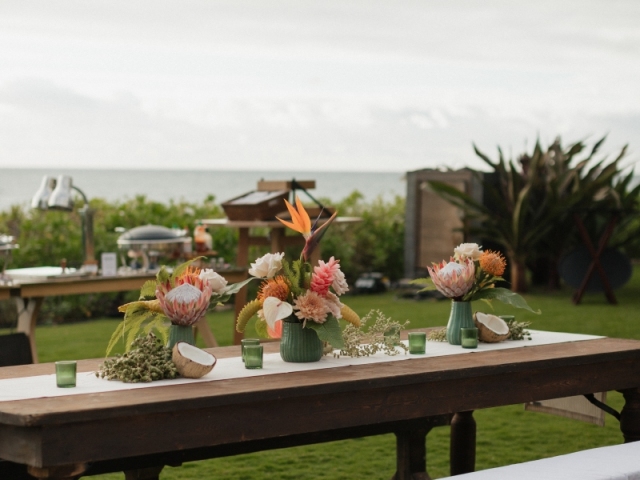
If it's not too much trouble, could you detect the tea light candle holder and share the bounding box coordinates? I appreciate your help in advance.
[241,338,260,362]
[244,345,263,369]
[408,332,426,354]
[461,327,478,349]
[55,360,77,388]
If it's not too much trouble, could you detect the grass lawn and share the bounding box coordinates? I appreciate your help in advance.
[3,267,640,479]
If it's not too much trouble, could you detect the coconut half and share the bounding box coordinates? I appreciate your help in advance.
[172,342,216,378]
[473,312,510,343]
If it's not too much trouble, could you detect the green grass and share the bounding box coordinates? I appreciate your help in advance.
[3,268,640,479]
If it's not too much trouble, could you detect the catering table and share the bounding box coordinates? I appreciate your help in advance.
[0,330,639,479]
[0,269,247,363]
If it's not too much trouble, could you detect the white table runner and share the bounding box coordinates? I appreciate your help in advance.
[0,330,603,402]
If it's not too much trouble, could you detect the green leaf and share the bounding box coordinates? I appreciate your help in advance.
[472,288,541,314]
[307,316,344,349]
[139,280,158,301]
[221,276,255,296]
[255,319,269,338]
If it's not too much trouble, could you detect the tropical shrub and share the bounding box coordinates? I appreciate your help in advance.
[428,136,638,292]
[0,192,406,325]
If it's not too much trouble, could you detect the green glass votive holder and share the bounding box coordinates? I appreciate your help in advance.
[244,345,263,369]
[461,327,478,349]
[55,360,77,388]
[241,338,260,362]
[408,332,426,354]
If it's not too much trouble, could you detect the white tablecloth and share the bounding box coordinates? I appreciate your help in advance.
[441,442,640,480]
[0,330,603,402]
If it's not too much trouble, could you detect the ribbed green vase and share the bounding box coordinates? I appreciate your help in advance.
[167,324,195,349]
[280,318,323,363]
[445,301,474,345]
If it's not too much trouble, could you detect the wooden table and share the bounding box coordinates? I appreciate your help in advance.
[0,270,247,363]
[200,217,361,344]
[1,332,639,479]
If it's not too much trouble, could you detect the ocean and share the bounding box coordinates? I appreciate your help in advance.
[0,169,407,212]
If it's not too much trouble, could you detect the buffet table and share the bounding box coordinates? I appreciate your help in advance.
[0,269,247,363]
[1,330,639,479]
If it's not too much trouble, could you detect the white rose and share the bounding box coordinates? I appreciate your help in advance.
[248,252,284,278]
[199,269,228,293]
[454,243,482,261]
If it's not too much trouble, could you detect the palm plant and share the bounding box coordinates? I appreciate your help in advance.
[428,136,632,292]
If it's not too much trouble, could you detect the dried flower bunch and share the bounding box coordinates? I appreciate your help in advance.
[107,257,252,356]
[236,197,360,350]
[413,243,539,313]
[97,333,178,383]
[336,310,409,358]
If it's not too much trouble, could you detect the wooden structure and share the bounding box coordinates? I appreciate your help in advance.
[404,169,482,278]
[1,332,639,479]
[0,270,247,363]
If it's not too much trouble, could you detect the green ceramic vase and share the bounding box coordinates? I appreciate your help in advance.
[280,318,323,363]
[445,301,474,345]
[168,324,195,349]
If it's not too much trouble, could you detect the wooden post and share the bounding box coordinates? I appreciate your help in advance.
[620,388,640,443]
[233,228,250,345]
[573,214,618,305]
[450,411,476,475]
[14,297,43,364]
[392,427,432,480]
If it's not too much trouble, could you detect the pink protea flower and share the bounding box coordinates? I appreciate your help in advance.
[156,267,213,326]
[311,256,340,297]
[293,290,328,324]
[427,257,475,300]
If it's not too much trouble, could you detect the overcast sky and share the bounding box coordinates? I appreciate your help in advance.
[1,0,639,172]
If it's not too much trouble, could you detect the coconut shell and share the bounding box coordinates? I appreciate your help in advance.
[473,312,510,343]
[172,342,216,378]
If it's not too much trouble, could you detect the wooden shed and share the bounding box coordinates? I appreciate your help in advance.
[404,168,483,278]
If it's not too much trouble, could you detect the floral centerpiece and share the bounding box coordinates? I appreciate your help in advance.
[106,258,251,356]
[236,197,360,362]
[413,243,539,345]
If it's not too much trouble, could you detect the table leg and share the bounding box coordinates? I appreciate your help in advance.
[450,411,476,475]
[27,463,87,479]
[392,427,432,480]
[124,465,164,480]
[14,297,43,364]
[620,388,640,443]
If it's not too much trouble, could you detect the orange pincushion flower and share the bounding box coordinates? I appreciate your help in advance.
[257,276,290,302]
[479,250,507,277]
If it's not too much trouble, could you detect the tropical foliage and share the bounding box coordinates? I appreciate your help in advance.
[0,191,406,326]
[428,136,638,292]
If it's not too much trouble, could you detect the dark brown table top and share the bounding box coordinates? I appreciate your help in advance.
[1,333,639,470]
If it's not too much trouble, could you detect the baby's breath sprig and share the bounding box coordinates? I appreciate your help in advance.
[336,309,409,358]
[427,327,447,342]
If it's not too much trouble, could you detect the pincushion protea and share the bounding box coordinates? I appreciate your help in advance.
[427,257,475,300]
[156,267,213,326]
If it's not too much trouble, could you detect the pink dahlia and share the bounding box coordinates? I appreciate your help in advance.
[156,267,213,326]
[311,256,341,297]
[427,258,475,300]
[293,290,328,324]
